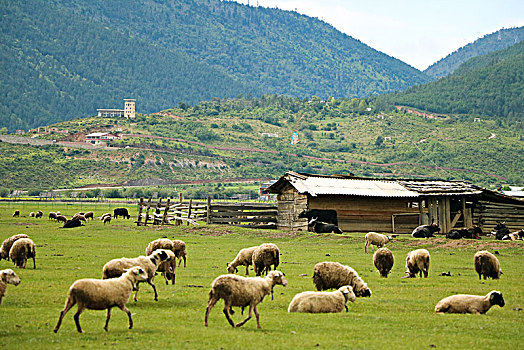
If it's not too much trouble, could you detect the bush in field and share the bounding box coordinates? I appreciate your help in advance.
[104,188,124,198]
[0,187,10,197]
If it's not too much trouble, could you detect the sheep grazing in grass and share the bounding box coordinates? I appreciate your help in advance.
[312,262,372,297]
[56,215,68,223]
[435,291,505,314]
[48,212,58,221]
[9,238,36,269]
[364,232,392,253]
[172,239,187,268]
[102,249,175,301]
[145,239,179,285]
[227,246,259,275]
[53,266,149,333]
[0,269,21,305]
[83,211,94,220]
[252,243,280,276]
[204,270,287,328]
[0,234,29,261]
[72,213,87,223]
[373,247,394,278]
[12,210,20,217]
[29,212,35,218]
[35,210,43,218]
[474,251,501,280]
[404,249,430,278]
[288,285,356,313]
[99,213,111,220]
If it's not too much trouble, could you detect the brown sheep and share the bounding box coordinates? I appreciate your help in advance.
[0,234,29,261]
[373,247,394,278]
[474,251,501,280]
[9,238,36,269]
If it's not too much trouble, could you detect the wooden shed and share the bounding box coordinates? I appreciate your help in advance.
[267,172,524,234]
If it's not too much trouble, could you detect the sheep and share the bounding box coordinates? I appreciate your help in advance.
[12,210,20,217]
[35,210,43,218]
[99,213,111,220]
[0,234,29,261]
[474,251,501,280]
[102,249,175,301]
[172,239,187,268]
[288,285,356,313]
[227,246,258,275]
[83,211,94,220]
[373,247,394,278]
[72,213,87,223]
[9,237,36,269]
[364,232,392,253]
[312,262,372,297]
[29,212,35,217]
[404,249,430,278]
[56,215,68,223]
[204,270,287,328]
[435,291,505,314]
[145,239,178,285]
[412,224,440,238]
[103,216,111,225]
[53,266,149,333]
[48,212,58,221]
[252,243,280,276]
[0,269,21,305]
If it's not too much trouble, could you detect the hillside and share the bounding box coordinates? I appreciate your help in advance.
[424,26,524,78]
[377,41,524,123]
[0,95,521,192]
[0,0,431,131]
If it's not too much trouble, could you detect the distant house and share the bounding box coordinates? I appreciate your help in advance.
[85,132,120,145]
[97,98,135,119]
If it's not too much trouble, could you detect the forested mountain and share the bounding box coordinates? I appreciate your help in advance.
[0,0,431,131]
[378,41,524,123]
[424,26,524,79]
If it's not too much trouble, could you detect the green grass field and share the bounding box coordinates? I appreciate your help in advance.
[0,203,522,349]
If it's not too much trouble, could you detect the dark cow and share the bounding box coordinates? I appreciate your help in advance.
[113,207,130,219]
[411,224,440,238]
[298,209,338,226]
[308,217,343,234]
[61,218,84,229]
[492,221,510,240]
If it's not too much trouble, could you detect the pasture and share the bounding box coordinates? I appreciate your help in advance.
[0,202,522,349]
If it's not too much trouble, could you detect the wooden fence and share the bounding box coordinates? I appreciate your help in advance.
[207,198,277,228]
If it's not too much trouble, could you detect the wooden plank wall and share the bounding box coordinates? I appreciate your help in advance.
[276,186,308,231]
[309,196,420,233]
[208,202,277,227]
[473,200,524,232]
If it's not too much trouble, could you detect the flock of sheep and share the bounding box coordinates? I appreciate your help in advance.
[0,210,511,333]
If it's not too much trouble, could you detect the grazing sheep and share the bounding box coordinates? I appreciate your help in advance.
[404,249,430,278]
[252,243,280,276]
[373,247,394,278]
[365,232,392,253]
[0,269,21,305]
[204,270,287,328]
[288,285,356,313]
[435,291,505,314]
[0,234,29,261]
[172,240,187,267]
[48,212,58,221]
[53,266,149,333]
[29,212,35,218]
[56,215,68,223]
[103,216,111,225]
[9,238,36,269]
[35,210,43,218]
[102,249,175,301]
[12,210,20,217]
[83,211,94,220]
[412,224,440,238]
[474,251,501,280]
[227,246,258,275]
[145,239,177,285]
[72,213,87,223]
[312,262,372,297]
[99,213,111,220]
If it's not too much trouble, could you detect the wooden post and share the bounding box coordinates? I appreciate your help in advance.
[179,192,183,204]
[187,199,193,226]
[206,196,211,224]
[162,198,170,224]
[144,197,152,226]
[418,199,424,225]
[137,197,144,226]
[155,198,162,225]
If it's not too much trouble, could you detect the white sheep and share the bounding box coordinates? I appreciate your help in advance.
[252,243,280,276]
[373,247,394,278]
[227,246,258,275]
[312,262,372,297]
[9,237,36,269]
[53,266,149,333]
[435,291,505,314]
[102,249,175,301]
[288,285,356,313]
[0,269,21,305]
[0,234,29,261]
[404,249,430,278]
[145,239,178,285]
[364,232,392,253]
[474,251,501,280]
[99,213,111,220]
[204,270,287,328]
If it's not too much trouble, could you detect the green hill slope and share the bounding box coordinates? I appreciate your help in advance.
[0,0,431,131]
[424,26,524,78]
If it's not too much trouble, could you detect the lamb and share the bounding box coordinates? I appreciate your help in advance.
[435,291,505,314]
[53,266,149,333]
[404,249,430,278]
[0,234,29,261]
[204,270,287,328]
[312,262,372,297]
[373,247,394,278]
[83,211,94,220]
[145,239,178,284]
[364,232,392,253]
[49,212,58,221]
[103,216,111,224]
[288,285,356,313]
[227,246,258,275]
[252,243,280,276]
[12,210,20,217]
[9,237,36,269]
[102,249,175,301]
[474,251,501,280]
[0,269,21,305]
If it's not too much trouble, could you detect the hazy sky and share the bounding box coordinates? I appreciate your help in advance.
[232,0,524,70]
